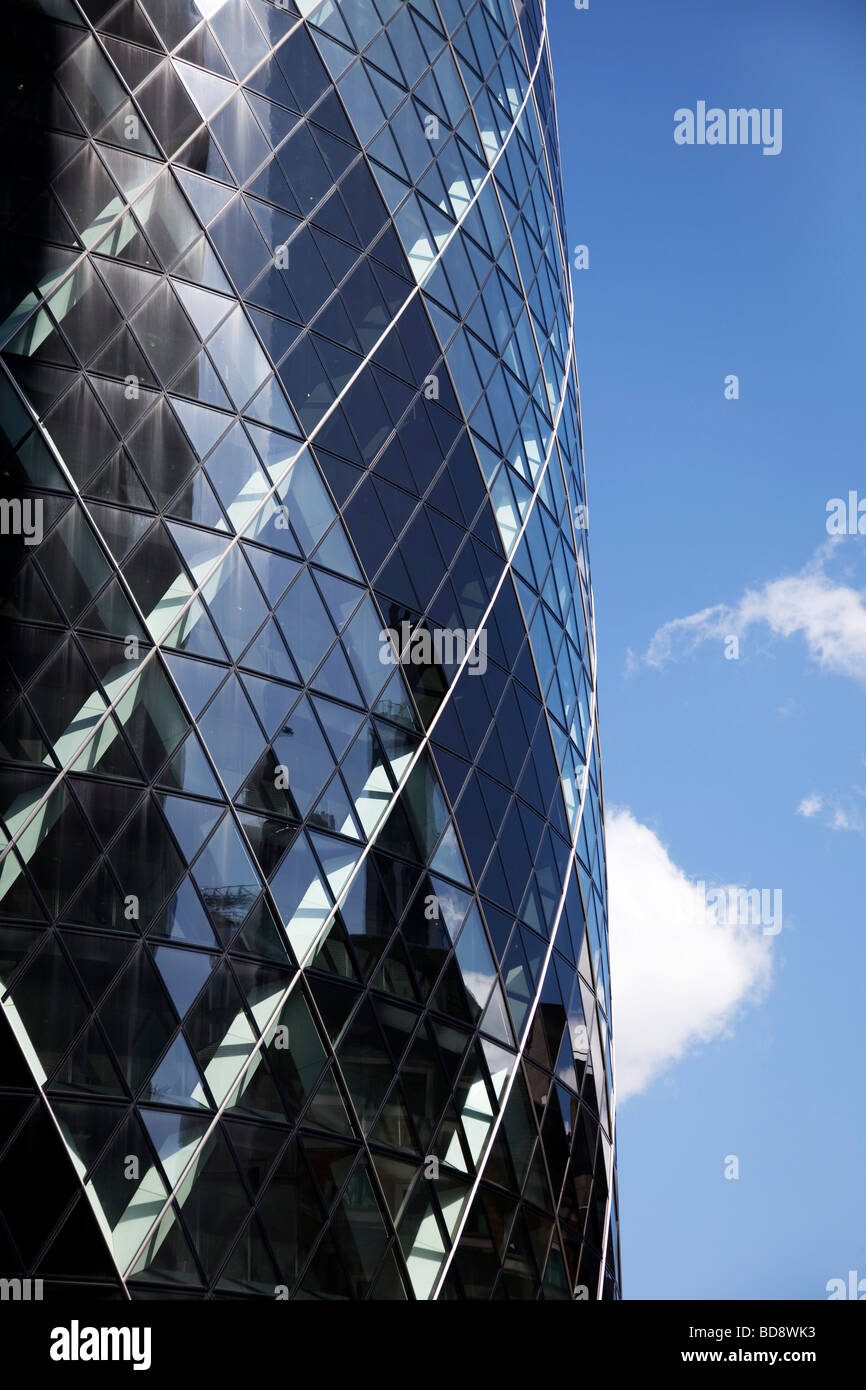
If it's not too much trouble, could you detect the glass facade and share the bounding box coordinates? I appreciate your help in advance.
[0,0,620,1300]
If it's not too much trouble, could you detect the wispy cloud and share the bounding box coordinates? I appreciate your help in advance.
[634,544,866,682]
[606,809,775,1101]
[796,792,864,833]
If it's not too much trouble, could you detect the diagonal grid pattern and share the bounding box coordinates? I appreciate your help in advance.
[0,0,619,1300]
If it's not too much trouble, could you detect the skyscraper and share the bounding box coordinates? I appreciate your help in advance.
[0,0,619,1300]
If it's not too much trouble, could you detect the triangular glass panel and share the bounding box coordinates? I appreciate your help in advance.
[146,1032,211,1109]
[173,166,236,224]
[216,1213,280,1294]
[157,730,222,799]
[149,876,219,949]
[171,352,233,410]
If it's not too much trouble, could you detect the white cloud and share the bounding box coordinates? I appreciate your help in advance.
[606,809,774,1101]
[639,547,866,682]
[796,792,863,832]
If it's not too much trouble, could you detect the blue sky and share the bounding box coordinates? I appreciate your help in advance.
[549,0,866,1299]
